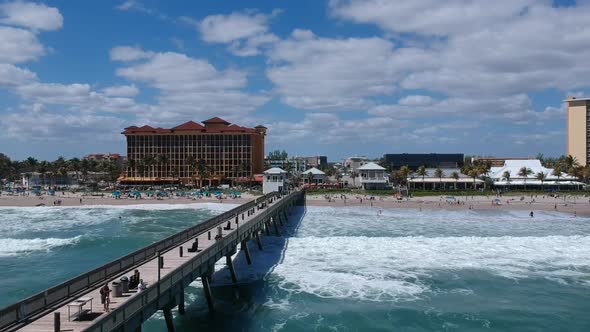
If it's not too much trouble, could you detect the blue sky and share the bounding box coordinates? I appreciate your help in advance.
[0,0,589,161]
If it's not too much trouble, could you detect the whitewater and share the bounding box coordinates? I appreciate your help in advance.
[1,204,590,331]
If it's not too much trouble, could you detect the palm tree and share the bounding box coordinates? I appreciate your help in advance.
[518,167,533,190]
[536,171,547,190]
[399,165,411,186]
[466,166,480,190]
[26,157,38,172]
[451,171,460,190]
[416,165,427,190]
[196,159,209,188]
[350,171,359,187]
[563,155,579,174]
[552,164,563,191]
[306,171,315,186]
[142,155,155,182]
[156,154,169,180]
[127,159,136,179]
[502,171,511,189]
[434,168,444,190]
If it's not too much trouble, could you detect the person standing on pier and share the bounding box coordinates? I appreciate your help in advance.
[100,283,111,312]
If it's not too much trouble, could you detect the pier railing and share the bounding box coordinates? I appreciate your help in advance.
[84,190,303,332]
[0,192,279,330]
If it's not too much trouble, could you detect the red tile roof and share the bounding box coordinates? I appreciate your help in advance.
[202,117,230,124]
[173,121,205,130]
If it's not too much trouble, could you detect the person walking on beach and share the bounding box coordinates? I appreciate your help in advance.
[100,283,111,312]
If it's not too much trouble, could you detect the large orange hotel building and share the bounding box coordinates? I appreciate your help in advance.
[119,117,266,185]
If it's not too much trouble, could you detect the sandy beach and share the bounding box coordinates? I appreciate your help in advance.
[304,193,590,216]
[1,191,589,216]
[0,192,258,207]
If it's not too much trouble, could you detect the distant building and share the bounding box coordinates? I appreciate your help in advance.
[471,156,534,167]
[565,96,590,166]
[263,167,287,194]
[384,153,464,170]
[358,162,389,190]
[301,167,326,185]
[407,168,483,190]
[343,156,369,172]
[489,159,583,189]
[84,153,126,167]
[120,117,266,185]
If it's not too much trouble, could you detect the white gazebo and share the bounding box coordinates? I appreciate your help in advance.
[358,162,389,190]
[263,167,287,194]
[302,167,326,185]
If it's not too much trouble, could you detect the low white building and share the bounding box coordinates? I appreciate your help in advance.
[489,159,583,189]
[358,162,389,190]
[262,167,288,194]
[302,167,326,185]
[407,168,484,190]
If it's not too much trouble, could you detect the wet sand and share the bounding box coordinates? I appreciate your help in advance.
[305,194,590,216]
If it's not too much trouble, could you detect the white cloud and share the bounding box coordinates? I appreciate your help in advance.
[113,49,269,122]
[195,11,279,56]
[0,26,44,64]
[0,1,63,31]
[0,107,125,141]
[266,30,399,111]
[268,113,409,145]
[0,63,37,86]
[330,1,590,100]
[102,84,139,97]
[110,46,154,62]
[398,95,433,106]
[329,0,538,37]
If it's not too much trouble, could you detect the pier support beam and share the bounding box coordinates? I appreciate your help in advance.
[265,221,271,236]
[163,307,176,332]
[241,240,252,265]
[226,255,238,283]
[201,275,215,313]
[178,288,186,315]
[255,232,263,250]
[134,325,142,332]
[273,217,281,236]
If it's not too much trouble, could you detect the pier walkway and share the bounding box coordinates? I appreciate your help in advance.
[0,190,305,332]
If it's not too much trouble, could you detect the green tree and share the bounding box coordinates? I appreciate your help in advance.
[502,171,511,188]
[451,171,460,190]
[434,168,444,190]
[552,165,563,191]
[518,167,533,190]
[536,171,547,189]
[416,165,427,190]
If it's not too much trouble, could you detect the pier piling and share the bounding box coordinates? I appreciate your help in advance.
[241,240,252,265]
[255,232,263,250]
[201,275,215,313]
[163,307,175,332]
[226,255,238,283]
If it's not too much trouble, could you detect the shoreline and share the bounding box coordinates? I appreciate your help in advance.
[0,192,588,216]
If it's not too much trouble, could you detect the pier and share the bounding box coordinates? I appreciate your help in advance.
[0,190,305,332]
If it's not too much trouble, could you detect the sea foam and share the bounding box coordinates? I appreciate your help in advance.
[0,236,82,257]
[273,235,590,301]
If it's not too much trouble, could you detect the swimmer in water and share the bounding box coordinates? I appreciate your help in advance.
[530,211,534,218]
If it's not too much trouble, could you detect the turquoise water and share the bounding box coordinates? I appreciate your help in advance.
[2,205,590,331]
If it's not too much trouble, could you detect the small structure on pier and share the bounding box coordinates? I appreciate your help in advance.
[263,167,287,194]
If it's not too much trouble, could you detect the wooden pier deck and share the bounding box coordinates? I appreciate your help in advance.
[1,191,303,332]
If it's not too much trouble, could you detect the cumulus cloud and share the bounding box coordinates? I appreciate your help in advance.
[0,63,37,86]
[102,84,139,97]
[0,26,45,63]
[113,48,269,123]
[0,1,63,31]
[194,10,279,56]
[110,46,154,62]
[267,30,399,111]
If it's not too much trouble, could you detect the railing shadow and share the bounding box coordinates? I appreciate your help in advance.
[169,202,308,331]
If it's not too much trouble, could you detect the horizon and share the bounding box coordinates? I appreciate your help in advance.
[1,0,589,161]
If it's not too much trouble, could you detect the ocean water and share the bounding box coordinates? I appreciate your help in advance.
[1,205,590,331]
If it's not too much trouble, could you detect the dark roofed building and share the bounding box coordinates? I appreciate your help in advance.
[384,153,464,170]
